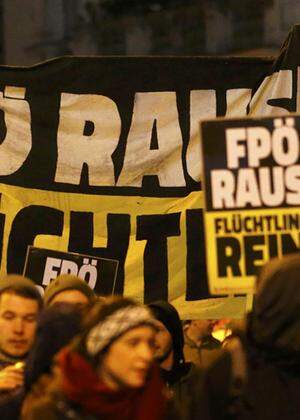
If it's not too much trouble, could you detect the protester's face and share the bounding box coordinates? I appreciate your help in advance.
[152,320,173,362]
[188,319,217,339]
[0,292,39,357]
[50,289,89,308]
[99,326,156,390]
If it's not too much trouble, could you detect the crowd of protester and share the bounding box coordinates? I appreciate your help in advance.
[0,253,299,419]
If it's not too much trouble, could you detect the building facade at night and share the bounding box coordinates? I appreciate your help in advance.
[1,0,300,66]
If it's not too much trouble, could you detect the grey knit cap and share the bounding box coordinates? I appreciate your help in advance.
[44,274,95,306]
[0,274,43,306]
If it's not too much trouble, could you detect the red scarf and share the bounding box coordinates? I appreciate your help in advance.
[57,347,166,420]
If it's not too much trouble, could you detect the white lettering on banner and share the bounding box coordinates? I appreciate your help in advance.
[60,259,78,276]
[225,89,252,117]
[211,118,300,209]
[0,71,295,187]
[211,170,235,208]
[42,257,62,285]
[212,166,300,208]
[272,118,299,165]
[42,256,98,289]
[286,165,300,204]
[117,92,186,187]
[226,128,247,168]
[0,86,32,175]
[259,167,285,206]
[249,70,292,116]
[186,90,216,182]
[227,119,298,168]
[247,127,272,167]
[235,169,262,207]
[78,258,98,289]
[55,93,121,186]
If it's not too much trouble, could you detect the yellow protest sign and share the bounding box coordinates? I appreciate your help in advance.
[201,115,300,294]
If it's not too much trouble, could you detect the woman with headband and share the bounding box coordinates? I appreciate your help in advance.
[22,297,170,420]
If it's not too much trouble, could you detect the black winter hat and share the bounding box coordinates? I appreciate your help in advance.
[148,300,185,366]
[44,274,95,305]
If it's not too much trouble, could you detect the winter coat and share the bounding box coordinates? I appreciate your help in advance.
[203,336,300,420]
[22,372,101,420]
[202,253,300,420]
[0,352,25,420]
[183,333,221,369]
[170,362,207,420]
[149,301,207,420]
[21,371,179,420]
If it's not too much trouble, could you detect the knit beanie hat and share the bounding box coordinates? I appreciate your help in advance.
[148,301,185,366]
[0,274,42,307]
[44,274,95,306]
[85,298,156,357]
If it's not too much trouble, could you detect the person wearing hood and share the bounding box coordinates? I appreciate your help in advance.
[148,301,206,420]
[202,253,300,420]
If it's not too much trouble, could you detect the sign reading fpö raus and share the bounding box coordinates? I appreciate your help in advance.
[23,246,119,296]
[200,115,300,295]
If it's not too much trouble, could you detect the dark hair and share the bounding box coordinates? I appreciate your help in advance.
[0,286,43,310]
[148,301,185,367]
[25,303,83,392]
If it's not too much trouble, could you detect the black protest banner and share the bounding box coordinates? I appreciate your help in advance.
[1,24,300,317]
[201,113,300,295]
[24,246,119,296]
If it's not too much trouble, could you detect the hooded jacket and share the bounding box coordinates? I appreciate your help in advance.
[248,253,300,358]
[148,301,205,420]
[203,253,300,420]
[148,301,185,373]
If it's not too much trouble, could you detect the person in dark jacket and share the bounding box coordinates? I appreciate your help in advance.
[148,301,206,420]
[183,319,221,368]
[0,275,42,404]
[203,253,300,420]
[0,303,83,420]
